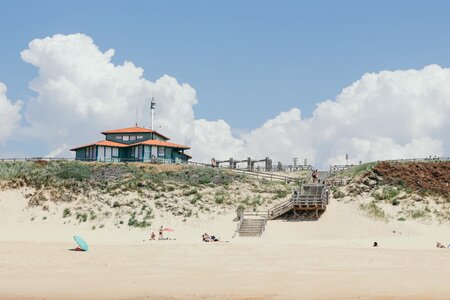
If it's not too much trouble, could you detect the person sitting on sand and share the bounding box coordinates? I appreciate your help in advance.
[150,232,156,240]
[373,242,378,247]
[202,233,211,242]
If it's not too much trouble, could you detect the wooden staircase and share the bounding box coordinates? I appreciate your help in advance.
[267,184,329,220]
[235,183,330,237]
[236,217,266,237]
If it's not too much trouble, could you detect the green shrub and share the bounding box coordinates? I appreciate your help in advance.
[183,188,198,196]
[214,195,225,204]
[89,211,97,220]
[273,189,289,199]
[410,210,426,219]
[199,175,211,185]
[56,162,91,181]
[76,212,88,222]
[191,193,202,204]
[349,162,377,178]
[373,186,400,201]
[250,195,262,206]
[359,202,385,220]
[127,212,151,228]
[63,208,71,218]
[332,188,346,199]
[236,204,245,212]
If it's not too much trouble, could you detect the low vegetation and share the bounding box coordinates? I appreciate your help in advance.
[0,161,294,228]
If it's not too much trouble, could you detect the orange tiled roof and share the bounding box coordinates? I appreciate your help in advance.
[70,140,128,151]
[135,139,190,150]
[101,126,153,134]
[101,126,170,140]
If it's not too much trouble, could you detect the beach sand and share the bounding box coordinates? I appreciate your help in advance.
[1,189,450,299]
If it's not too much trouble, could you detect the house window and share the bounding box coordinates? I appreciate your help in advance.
[115,136,122,140]
[158,146,165,157]
[135,146,139,158]
[165,147,172,158]
[112,147,119,157]
[130,136,136,141]
[144,145,151,159]
[123,136,130,141]
[137,135,143,140]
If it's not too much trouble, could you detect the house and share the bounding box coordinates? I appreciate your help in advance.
[70,126,191,163]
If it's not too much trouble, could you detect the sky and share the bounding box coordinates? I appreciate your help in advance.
[1,1,450,167]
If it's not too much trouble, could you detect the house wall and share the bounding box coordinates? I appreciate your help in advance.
[75,149,85,160]
[152,133,168,141]
[75,143,189,162]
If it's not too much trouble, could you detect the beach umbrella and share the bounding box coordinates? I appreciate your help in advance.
[73,235,89,251]
[164,227,174,232]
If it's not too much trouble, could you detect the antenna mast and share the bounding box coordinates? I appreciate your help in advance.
[150,93,156,130]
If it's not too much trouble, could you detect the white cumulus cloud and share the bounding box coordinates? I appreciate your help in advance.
[0,82,22,144]
[18,33,450,167]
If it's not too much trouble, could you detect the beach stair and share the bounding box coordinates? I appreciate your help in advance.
[268,184,330,220]
[237,217,266,237]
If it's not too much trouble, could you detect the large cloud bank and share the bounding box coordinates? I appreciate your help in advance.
[10,33,450,166]
[0,83,21,144]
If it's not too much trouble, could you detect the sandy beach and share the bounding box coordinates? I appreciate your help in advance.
[2,189,450,299]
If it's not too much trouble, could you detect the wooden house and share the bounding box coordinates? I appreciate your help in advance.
[70,126,191,163]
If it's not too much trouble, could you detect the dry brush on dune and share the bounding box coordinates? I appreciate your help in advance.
[0,161,293,229]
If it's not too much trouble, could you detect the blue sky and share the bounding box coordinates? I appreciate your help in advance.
[1,1,450,164]
[2,0,450,130]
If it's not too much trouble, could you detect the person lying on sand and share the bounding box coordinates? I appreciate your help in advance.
[202,233,219,242]
[436,242,446,248]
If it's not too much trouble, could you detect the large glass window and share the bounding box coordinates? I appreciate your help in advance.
[137,135,144,140]
[130,136,136,141]
[123,136,130,141]
[144,145,151,159]
[112,147,119,157]
[158,146,165,157]
[115,136,122,140]
[165,147,172,158]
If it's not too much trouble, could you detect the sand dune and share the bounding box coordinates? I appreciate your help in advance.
[1,189,450,299]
